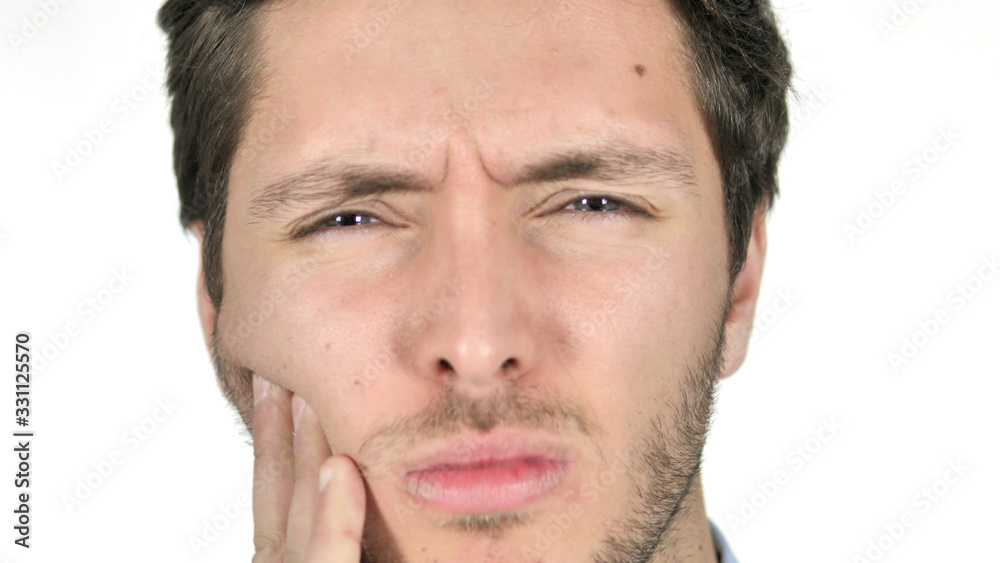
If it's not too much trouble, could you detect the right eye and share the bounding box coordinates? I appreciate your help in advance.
[293,210,385,239]
[321,212,381,229]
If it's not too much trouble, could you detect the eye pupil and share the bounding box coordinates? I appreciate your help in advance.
[576,196,621,212]
[330,213,370,227]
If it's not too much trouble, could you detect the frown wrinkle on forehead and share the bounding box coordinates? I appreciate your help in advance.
[245,136,699,226]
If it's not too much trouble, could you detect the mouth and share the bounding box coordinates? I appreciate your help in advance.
[399,432,573,513]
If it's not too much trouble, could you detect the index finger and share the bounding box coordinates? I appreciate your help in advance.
[252,376,295,562]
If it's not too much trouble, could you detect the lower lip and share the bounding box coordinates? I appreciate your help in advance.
[402,458,569,513]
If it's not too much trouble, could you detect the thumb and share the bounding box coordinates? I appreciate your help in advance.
[306,455,367,562]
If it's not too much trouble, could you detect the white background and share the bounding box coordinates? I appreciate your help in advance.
[1,0,997,561]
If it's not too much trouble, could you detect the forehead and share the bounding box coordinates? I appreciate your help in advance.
[232,0,710,198]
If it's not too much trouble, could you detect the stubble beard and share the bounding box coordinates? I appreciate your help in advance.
[590,313,723,563]
[209,299,727,563]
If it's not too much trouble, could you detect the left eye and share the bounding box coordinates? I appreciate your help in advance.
[563,195,625,213]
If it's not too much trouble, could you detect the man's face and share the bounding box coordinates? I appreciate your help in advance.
[204,0,762,560]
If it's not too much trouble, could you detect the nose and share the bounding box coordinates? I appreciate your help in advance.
[406,190,538,394]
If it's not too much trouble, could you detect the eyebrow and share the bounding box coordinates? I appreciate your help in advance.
[246,139,698,224]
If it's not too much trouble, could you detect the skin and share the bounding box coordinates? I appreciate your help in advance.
[192,0,767,560]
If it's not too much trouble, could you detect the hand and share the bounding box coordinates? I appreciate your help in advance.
[251,376,367,562]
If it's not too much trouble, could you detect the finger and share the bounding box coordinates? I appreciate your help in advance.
[251,376,295,563]
[305,455,367,563]
[285,396,333,563]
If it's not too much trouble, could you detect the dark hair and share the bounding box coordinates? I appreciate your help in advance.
[159,0,791,308]
[668,0,791,281]
[159,0,268,308]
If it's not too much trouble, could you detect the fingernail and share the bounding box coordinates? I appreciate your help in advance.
[291,395,306,432]
[253,376,271,407]
[319,462,335,493]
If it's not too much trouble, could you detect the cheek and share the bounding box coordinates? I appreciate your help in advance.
[216,260,318,379]
[218,255,365,380]
[580,243,721,346]
[553,239,725,415]
[218,257,404,446]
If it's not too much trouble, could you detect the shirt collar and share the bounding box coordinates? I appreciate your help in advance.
[709,520,738,563]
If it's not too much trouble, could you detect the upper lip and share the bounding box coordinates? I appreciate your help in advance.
[399,430,574,474]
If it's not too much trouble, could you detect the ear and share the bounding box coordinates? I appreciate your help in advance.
[190,220,218,353]
[720,205,768,379]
